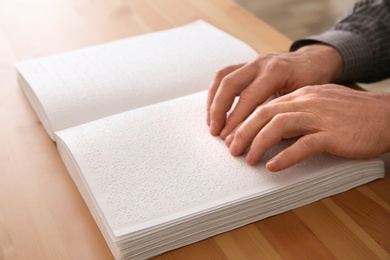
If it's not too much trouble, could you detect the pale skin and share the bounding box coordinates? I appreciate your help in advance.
[207,44,390,171]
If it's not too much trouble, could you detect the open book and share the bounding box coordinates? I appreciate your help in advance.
[15,21,385,260]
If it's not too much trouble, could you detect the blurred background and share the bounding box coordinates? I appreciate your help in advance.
[235,0,355,40]
[234,0,389,92]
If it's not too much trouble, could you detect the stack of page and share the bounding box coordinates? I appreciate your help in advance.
[15,21,385,259]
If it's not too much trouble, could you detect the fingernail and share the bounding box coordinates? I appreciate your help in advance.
[266,157,278,172]
[229,139,239,156]
[210,121,217,135]
[220,127,229,139]
[225,134,234,147]
[246,152,255,165]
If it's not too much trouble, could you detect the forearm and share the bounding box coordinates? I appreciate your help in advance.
[290,0,390,84]
[292,44,343,84]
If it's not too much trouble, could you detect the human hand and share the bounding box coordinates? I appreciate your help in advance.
[207,44,343,139]
[224,84,390,172]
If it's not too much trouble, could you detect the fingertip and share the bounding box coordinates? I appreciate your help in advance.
[210,120,222,136]
[266,155,292,172]
[266,157,281,172]
[220,127,231,140]
[229,139,239,156]
[225,134,234,147]
[246,152,256,165]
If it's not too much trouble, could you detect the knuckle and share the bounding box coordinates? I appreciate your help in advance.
[213,68,227,80]
[253,53,267,64]
[234,128,248,143]
[270,113,286,127]
[265,59,282,71]
[301,135,318,152]
[256,55,288,71]
[254,105,271,118]
[213,65,237,81]
[296,85,318,96]
[212,70,226,84]
[220,74,238,89]
[295,86,310,95]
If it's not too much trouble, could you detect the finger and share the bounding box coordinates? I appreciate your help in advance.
[228,102,294,156]
[224,122,243,147]
[245,112,318,165]
[209,62,258,136]
[207,63,244,126]
[220,75,282,139]
[266,133,328,172]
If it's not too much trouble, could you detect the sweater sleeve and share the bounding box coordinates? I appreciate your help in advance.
[290,0,390,84]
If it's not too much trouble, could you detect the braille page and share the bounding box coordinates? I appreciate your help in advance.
[15,20,257,138]
[55,91,384,238]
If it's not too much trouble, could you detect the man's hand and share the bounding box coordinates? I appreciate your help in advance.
[224,84,390,172]
[207,44,343,139]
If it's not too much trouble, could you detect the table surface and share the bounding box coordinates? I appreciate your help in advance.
[1,0,389,259]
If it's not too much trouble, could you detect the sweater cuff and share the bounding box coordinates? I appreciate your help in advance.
[290,30,373,83]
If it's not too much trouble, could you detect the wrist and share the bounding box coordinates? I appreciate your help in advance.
[294,44,343,83]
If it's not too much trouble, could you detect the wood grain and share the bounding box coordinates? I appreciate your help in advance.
[0,0,389,259]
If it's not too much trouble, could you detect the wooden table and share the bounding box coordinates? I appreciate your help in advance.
[1,0,389,259]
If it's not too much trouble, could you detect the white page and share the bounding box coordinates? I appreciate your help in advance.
[16,20,257,137]
[55,91,383,238]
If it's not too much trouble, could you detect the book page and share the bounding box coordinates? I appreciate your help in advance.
[56,91,384,238]
[15,21,257,138]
